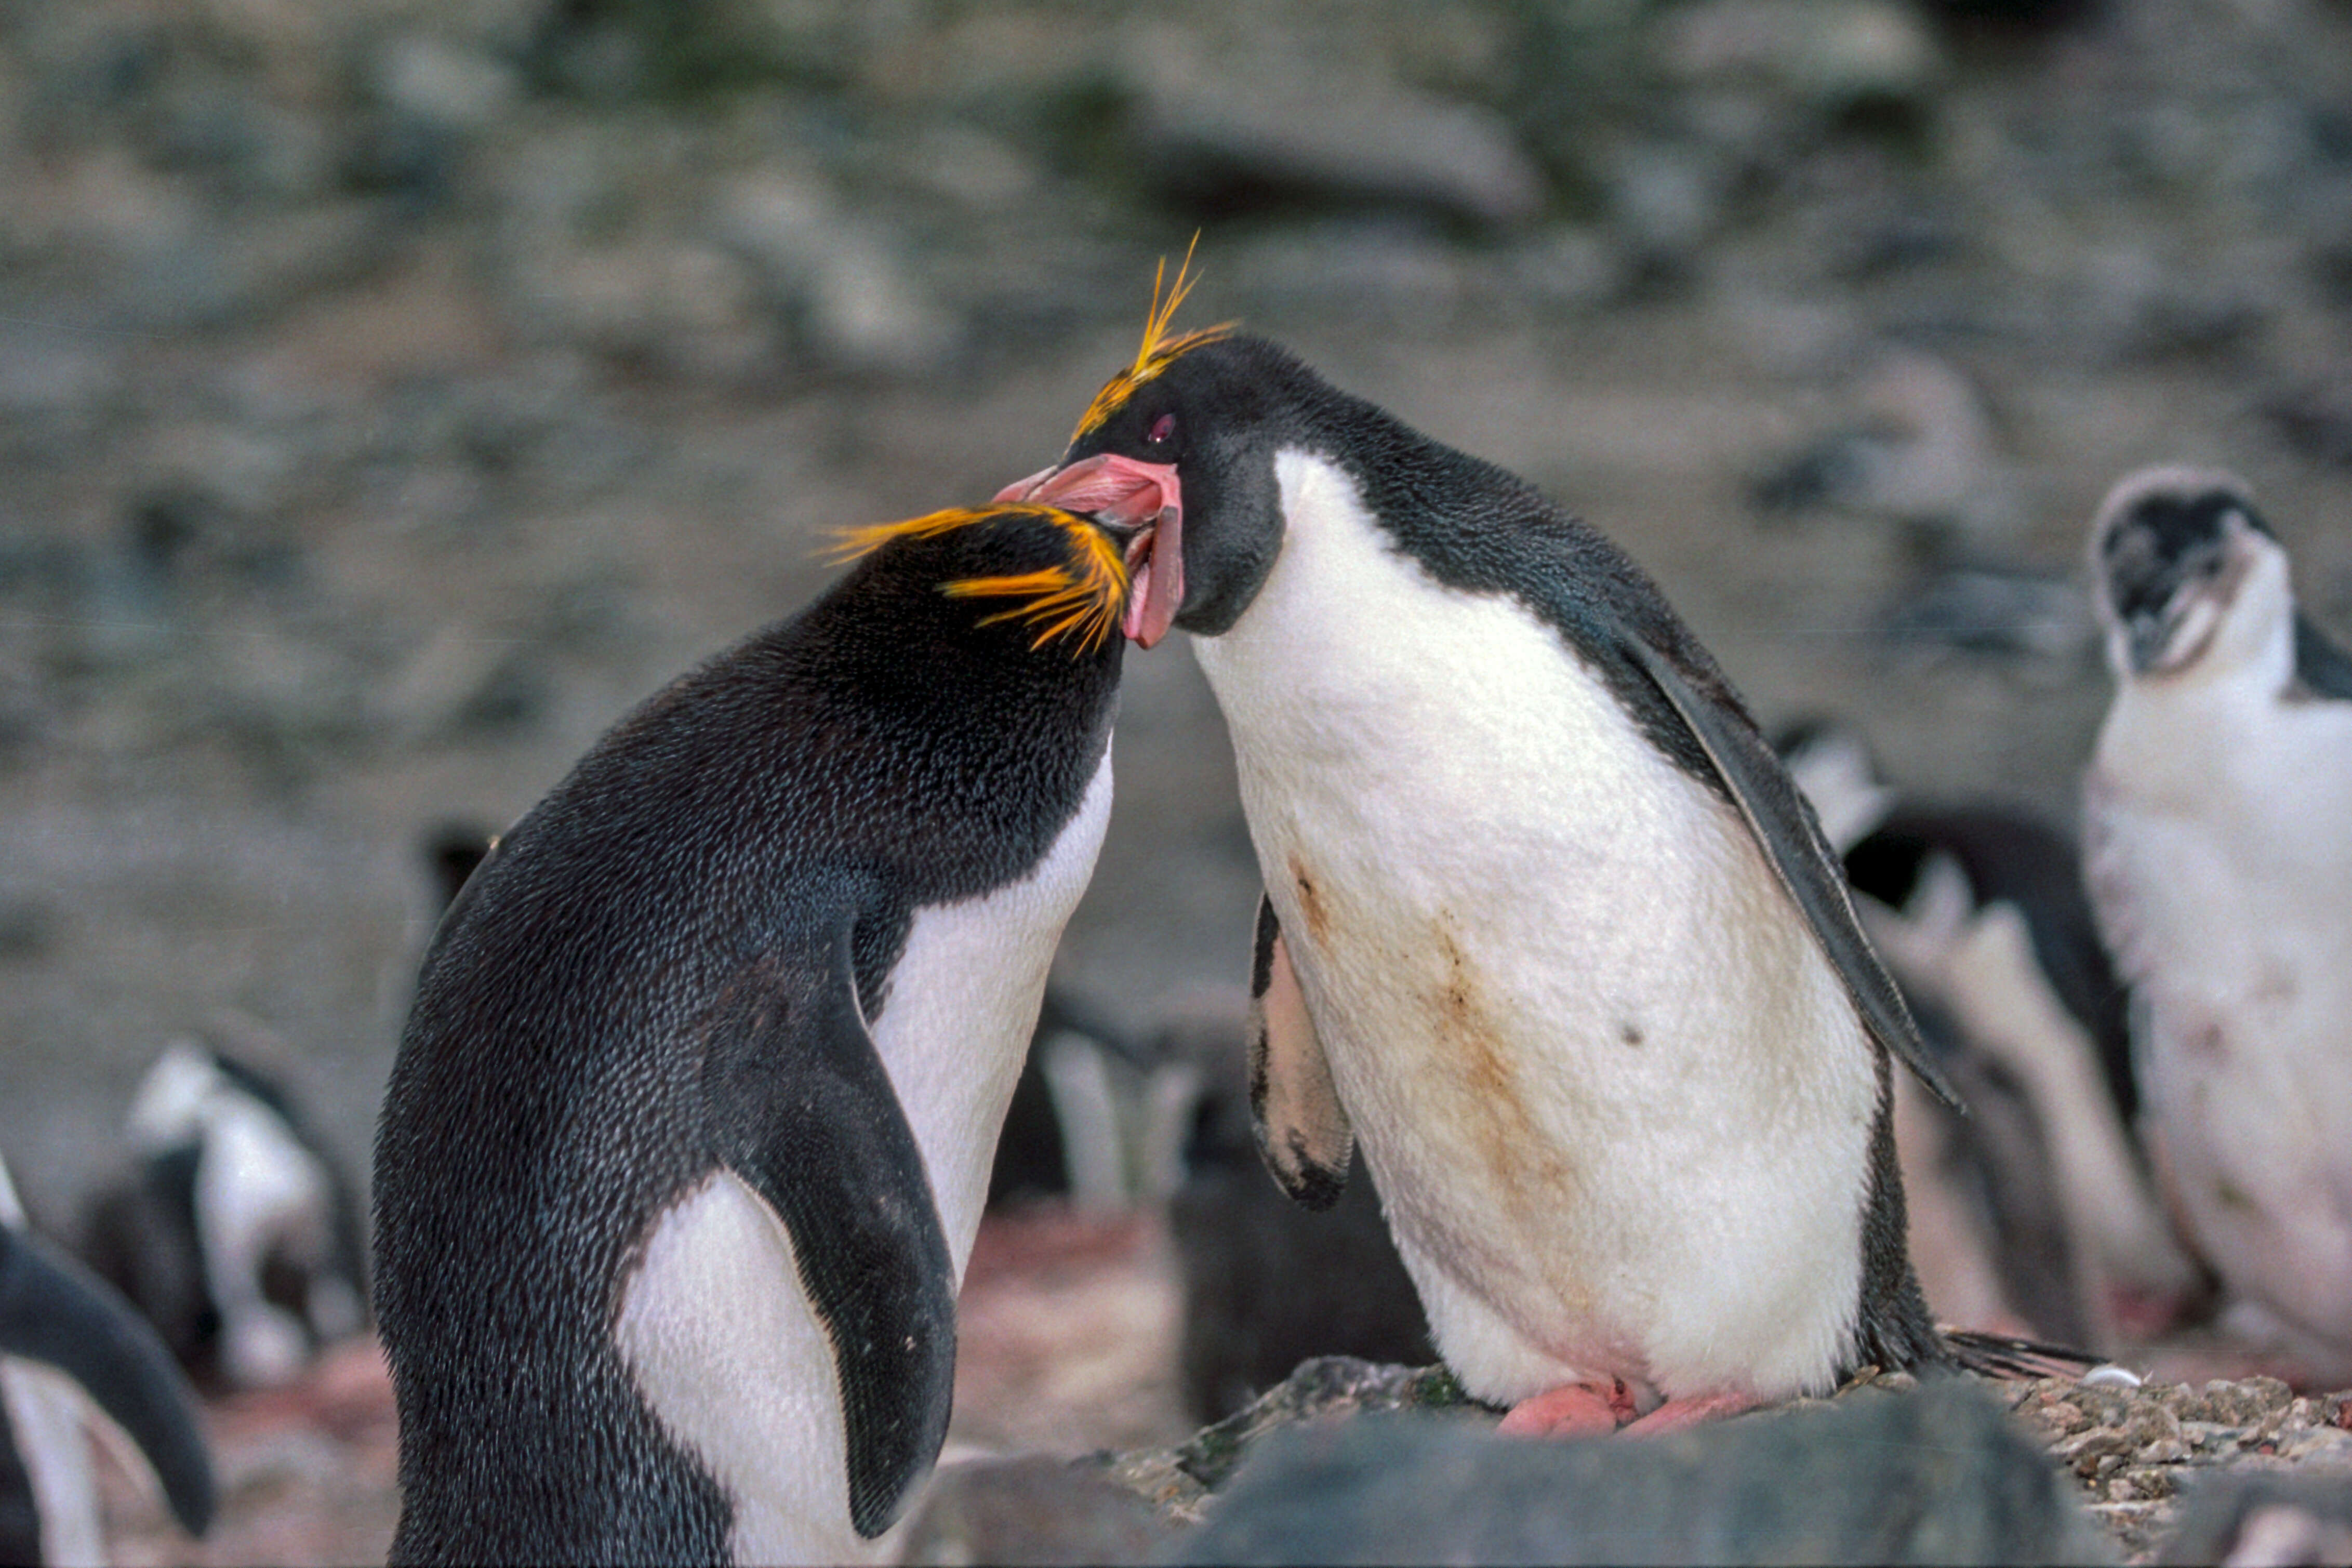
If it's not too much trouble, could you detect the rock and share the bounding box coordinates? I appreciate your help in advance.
[373,35,518,141]
[1131,68,1547,228]
[1747,352,2024,553]
[1879,568,2096,665]
[124,201,398,331]
[2160,1471,2352,1566]
[1169,1380,2110,1566]
[1667,0,1944,115]
[712,170,954,375]
[899,1454,1173,1567]
[1107,1358,1469,1525]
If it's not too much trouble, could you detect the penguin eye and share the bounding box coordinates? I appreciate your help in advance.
[1146,413,1177,446]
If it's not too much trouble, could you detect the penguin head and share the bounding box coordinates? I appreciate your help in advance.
[2089,466,2293,679]
[831,503,1140,658]
[997,254,1322,646]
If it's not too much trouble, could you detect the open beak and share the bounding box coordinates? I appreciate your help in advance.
[995,455,1185,648]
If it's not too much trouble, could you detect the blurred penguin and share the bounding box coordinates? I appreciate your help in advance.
[1779,720,2200,1348]
[1,1154,213,1563]
[2084,466,2352,1384]
[985,988,1137,1215]
[80,1032,368,1391]
[1158,989,1429,1423]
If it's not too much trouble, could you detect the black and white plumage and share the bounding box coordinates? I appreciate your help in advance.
[0,1156,213,1564]
[1007,320,1962,1432]
[374,504,1130,1564]
[79,1038,368,1392]
[1778,721,2200,1348]
[2083,464,2352,1383]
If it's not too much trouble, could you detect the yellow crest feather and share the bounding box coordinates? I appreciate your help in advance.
[1071,235,1234,442]
[827,504,1128,655]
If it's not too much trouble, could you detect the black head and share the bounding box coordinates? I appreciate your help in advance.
[2089,467,2278,676]
[1058,333,1337,640]
[830,504,1137,662]
[1000,252,1347,645]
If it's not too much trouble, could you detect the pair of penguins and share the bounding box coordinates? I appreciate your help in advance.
[376,292,2078,1562]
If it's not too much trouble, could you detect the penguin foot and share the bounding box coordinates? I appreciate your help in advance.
[1496,1377,1638,1437]
[1616,1390,1762,1437]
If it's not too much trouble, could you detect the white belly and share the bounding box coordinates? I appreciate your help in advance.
[2088,676,2352,1365]
[616,749,1112,1564]
[1192,454,1876,1404]
[2,1360,102,1568]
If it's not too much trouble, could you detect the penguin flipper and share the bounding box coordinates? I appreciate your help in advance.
[1619,637,1964,1111]
[698,921,956,1540]
[1248,894,1354,1210]
[0,1225,216,1537]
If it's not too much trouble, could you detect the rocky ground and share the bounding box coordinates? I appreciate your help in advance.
[12,0,2352,1561]
[90,1225,2352,1564]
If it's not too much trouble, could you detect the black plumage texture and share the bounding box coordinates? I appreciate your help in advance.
[374,510,1122,1564]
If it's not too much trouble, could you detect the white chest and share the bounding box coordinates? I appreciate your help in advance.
[1191,453,1876,1403]
[616,747,1113,1565]
[2087,671,2352,1354]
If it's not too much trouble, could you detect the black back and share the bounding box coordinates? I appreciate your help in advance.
[374,511,1123,1563]
[1844,807,2138,1123]
[0,1222,215,1542]
[0,1406,35,1568]
[2295,612,2352,699]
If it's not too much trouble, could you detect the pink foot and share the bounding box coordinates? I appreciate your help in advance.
[1496,1377,1638,1438]
[1616,1390,1762,1437]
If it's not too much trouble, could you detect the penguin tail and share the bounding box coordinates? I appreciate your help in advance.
[0,1226,216,1537]
[1938,1326,2115,1383]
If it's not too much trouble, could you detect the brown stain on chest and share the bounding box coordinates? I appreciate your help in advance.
[1280,854,1580,1225]
[1430,920,1579,1218]
[1288,852,1332,947]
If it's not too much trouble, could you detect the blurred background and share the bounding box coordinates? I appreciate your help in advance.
[6,0,2352,1558]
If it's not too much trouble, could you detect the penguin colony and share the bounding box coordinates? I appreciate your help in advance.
[79,1038,370,1393]
[0,1155,214,1565]
[368,259,2352,1558]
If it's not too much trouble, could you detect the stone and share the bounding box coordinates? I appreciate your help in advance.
[1168,1379,2110,1566]
[2160,1471,2352,1566]
[1131,69,1547,228]
[900,1454,1173,1567]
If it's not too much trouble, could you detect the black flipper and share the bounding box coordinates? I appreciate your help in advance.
[1248,894,1353,1211]
[1618,635,1963,1111]
[698,920,956,1540]
[1939,1327,2106,1381]
[2294,612,2352,700]
[0,1224,215,1538]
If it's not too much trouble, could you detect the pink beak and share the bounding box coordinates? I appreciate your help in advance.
[993,455,1186,648]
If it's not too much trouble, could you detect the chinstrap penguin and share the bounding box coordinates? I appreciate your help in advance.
[0,1155,214,1564]
[1778,721,2201,1349]
[79,1035,369,1392]
[985,987,1142,1215]
[2082,465,2352,1384]
[374,502,1135,1564]
[1003,285,1981,1436]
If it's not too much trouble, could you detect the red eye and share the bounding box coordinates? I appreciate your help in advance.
[1146,413,1176,445]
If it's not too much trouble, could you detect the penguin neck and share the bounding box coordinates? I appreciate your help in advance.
[1189,449,1442,768]
[2094,553,2303,818]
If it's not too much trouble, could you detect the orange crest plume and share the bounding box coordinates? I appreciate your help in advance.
[1070,235,1234,442]
[828,505,1130,655]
